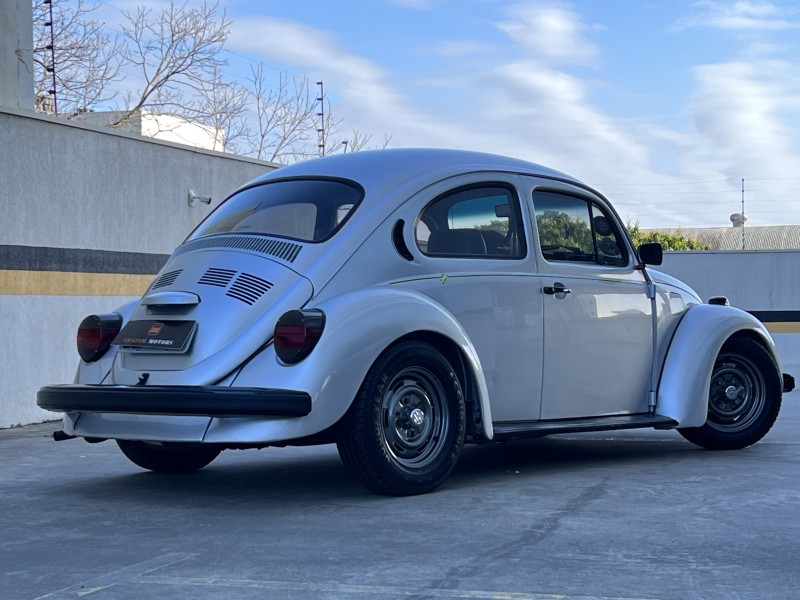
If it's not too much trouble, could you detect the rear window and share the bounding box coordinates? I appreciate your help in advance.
[190,178,363,243]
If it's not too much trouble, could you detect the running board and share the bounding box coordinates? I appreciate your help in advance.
[492,413,678,440]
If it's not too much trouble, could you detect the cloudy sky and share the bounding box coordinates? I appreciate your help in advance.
[95,0,800,228]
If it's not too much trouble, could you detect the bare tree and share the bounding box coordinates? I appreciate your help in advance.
[245,66,320,162]
[329,129,393,154]
[32,0,122,115]
[31,0,390,158]
[342,130,373,153]
[242,71,393,161]
[110,1,231,128]
[195,64,249,153]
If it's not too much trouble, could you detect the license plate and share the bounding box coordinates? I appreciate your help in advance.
[113,320,197,353]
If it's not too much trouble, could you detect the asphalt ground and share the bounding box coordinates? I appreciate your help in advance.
[1,395,798,600]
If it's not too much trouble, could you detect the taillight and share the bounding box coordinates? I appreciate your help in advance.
[77,313,122,363]
[274,309,325,364]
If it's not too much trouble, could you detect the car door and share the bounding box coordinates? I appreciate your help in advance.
[408,175,544,422]
[527,182,653,420]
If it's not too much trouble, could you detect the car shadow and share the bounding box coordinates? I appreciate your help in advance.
[52,432,703,506]
[446,433,696,488]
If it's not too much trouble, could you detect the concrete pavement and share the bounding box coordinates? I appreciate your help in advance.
[1,395,798,600]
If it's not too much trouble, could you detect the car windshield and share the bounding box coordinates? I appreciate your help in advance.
[189,178,363,243]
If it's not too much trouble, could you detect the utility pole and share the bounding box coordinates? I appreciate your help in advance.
[43,0,58,115]
[316,80,325,156]
[741,178,745,250]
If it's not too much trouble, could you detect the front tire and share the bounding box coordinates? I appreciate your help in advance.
[337,341,466,496]
[117,440,221,473]
[679,337,782,450]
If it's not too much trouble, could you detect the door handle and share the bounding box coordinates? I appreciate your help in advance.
[543,283,572,295]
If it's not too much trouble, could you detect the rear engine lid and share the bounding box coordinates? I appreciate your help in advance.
[111,246,313,385]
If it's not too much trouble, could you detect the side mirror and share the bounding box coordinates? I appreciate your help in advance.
[637,242,663,266]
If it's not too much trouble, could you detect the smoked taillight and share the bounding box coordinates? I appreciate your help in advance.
[273,309,325,364]
[77,313,122,363]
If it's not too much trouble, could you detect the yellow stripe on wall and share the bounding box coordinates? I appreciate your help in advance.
[763,322,800,334]
[0,270,153,296]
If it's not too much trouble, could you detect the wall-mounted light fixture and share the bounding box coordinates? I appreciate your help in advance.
[188,189,212,207]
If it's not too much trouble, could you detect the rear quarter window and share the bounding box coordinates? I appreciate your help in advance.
[416,184,526,259]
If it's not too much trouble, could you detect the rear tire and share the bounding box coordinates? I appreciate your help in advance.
[337,341,466,496]
[679,337,782,450]
[117,440,221,473]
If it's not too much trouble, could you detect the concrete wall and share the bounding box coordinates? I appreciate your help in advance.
[0,108,277,427]
[0,1,34,110]
[1,108,274,254]
[658,250,800,372]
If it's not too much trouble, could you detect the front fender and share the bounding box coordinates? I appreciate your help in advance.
[214,287,493,443]
[658,304,777,427]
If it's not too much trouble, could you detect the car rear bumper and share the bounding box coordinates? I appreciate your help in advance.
[37,384,312,418]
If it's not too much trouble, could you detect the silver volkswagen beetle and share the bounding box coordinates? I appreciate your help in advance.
[38,149,794,495]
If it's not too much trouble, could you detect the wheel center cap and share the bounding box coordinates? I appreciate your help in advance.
[409,408,425,427]
[724,385,739,401]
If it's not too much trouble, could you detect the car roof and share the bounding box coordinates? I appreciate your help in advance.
[245,148,581,199]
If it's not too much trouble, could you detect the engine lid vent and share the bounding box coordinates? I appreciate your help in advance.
[226,273,273,305]
[152,269,183,289]
[173,235,302,263]
[198,267,237,287]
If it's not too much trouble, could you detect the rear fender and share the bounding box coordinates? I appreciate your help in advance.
[216,287,493,443]
[658,304,777,426]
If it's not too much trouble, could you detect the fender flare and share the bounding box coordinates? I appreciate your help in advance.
[657,304,778,427]
[223,287,494,443]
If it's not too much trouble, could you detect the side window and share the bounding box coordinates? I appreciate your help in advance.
[416,184,526,258]
[533,190,627,266]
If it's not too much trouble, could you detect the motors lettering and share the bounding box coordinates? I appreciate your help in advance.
[119,337,174,346]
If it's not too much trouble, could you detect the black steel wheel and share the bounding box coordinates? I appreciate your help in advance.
[679,337,782,450]
[337,341,466,496]
[117,440,221,473]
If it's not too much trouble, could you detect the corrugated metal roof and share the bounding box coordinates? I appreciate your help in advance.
[645,225,800,250]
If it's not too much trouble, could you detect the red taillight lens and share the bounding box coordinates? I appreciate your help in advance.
[274,309,325,364]
[77,313,122,363]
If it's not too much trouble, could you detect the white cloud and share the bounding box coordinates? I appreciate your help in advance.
[686,59,800,177]
[226,4,800,227]
[465,57,690,228]
[227,6,690,225]
[471,5,667,203]
[227,17,467,147]
[497,3,600,65]
[674,0,799,32]
[229,18,383,82]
